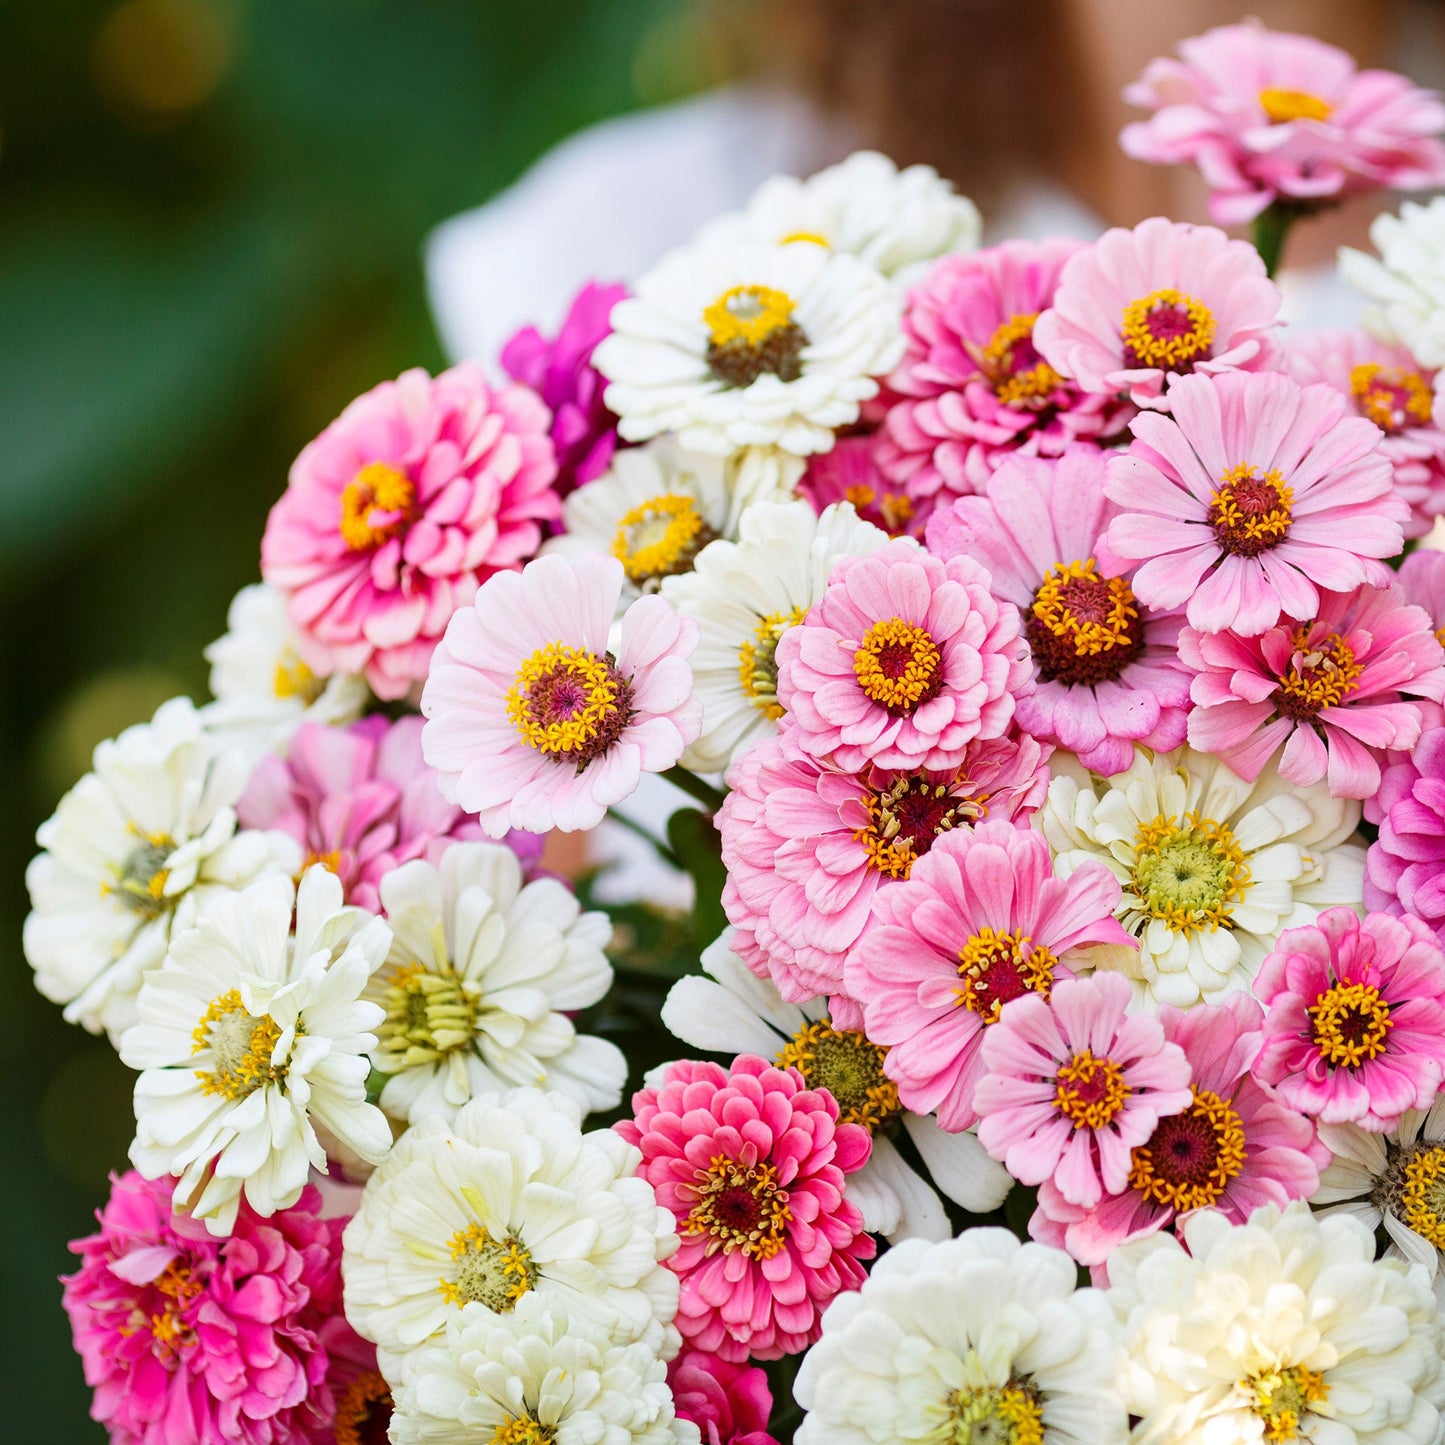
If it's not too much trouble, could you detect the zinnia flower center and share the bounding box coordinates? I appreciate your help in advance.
[982,312,1064,409]
[703,284,808,387]
[684,1157,792,1260]
[1207,465,1294,556]
[339,462,417,552]
[944,1382,1044,1445]
[1243,1364,1330,1443]
[111,829,175,916]
[1130,812,1250,935]
[1397,1145,1445,1250]
[738,606,808,721]
[506,643,633,766]
[1272,627,1363,721]
[1053,1049,1131,1130]
[143,1261,201,1358]
[377,960,477,1068]
[1309,978,1393,1069]
[1259,88,1333,124]
[844,482,916,535]
[191,990,289,1100]
[1120,288,1215,372]
[1026,560,1145,686]
[1350,362,1433,434]
[956,928,1058,1024]
[612,493,719,586]
[489,1419,555,1445]
[854,617,944,714]
[855,772,988,880]
[438,1222,537,1311]
[273,646,323,703]
[775,1018,901,1132]
[1127,1087,1246,1211]
[332,1370,393,1445]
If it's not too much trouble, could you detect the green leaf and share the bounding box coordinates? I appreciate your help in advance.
[667,805,727,950]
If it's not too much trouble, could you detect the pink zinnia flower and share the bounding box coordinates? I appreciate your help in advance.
[927,447,1192,774]
[1253,908,1445,1132]
[1121,21,1445,226]
[877,240,1131,519]
[974,971,1194,1209]
[261,365,560,699]
[843,819,1134,1132]
[1288,330,1445,539]
[775,539,1031,773]
[238,714,541,911]
[421,552,701,834]
[501,280,628,499]
[798,432,920,537]
[1400,547,1445,630]
[1180,583,1445,798]
[62,1172,369,1445]
[1029,993,1326,1268]
[614,1055,875,1363]
[1101,368,1406,635]
[668,1351,778,1445]
[1032,217,1282,409]
[718,723,1051,1007]
[1365,727,1445,946]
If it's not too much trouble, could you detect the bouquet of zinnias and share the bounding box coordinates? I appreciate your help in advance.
[32,19,1445,1443]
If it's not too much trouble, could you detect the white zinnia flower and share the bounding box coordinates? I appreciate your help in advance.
[1040,745,1364,1009]
[794,1229,1128,1445]
[369,842,625,1123]
[1341,198,1445,368]
[594,237,904,457]
[662,500,892,772]
[390,1295,699,1445]
[120,864,393,1235]
[700,150,982,288]
[1110,1202,1445,1444]
[342,1088,680,1387]
[24,696,303,1045]
[201,581,369,759]
[663,931,1009,1242]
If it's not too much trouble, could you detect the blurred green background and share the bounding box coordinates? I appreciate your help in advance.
[0,1,712,1435]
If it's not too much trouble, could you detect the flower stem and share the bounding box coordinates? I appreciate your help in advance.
[662,765,727,813]
[1252,202,1299,279]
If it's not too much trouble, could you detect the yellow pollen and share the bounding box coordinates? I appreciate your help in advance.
[955,928,1058,1023]
[1127,1087,1246,1212]
[1402,1146,1445,1249]
[1030,560,1139,656]
[506,643,624,759]
[377,958,478,1069]
[1131,811,1250,935]
[779,230,829,248]
[703,284,798,348]
[304,848,342,876]
[1054,1049,1131,1130]
[612,492,711,585]
[332,1370,392,1445]
[1275,628,1362,716]
[853,772,986,880]
[853,617,942,712]
[339,461,416,552]
[738,606,807,721]
[1244,1363,1330,1443]
[946,1384,1044,1445]
[489,1419,555,1445]
[1259,88,1333,124]
[981,312,1064,407]
[1208,465,1294,555]
[683,1155,792,1260]
[191,990,288,1100]
[775,1018,901,1132]
[1309,979,1393,1068]
[273,646,323,702]
[437,1222,537,1311]
[1349,362,1434,433]
[1120,288,1215,371]
[146,1263,201,1356]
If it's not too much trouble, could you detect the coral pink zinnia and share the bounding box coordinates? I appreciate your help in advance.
[1253,907,1445,1132]
[421,552,701,835]
[1032,217,1282,409]
[614,1054,875,1363]
[1365,727,1445,948]
[774,538,1031,773]
[62,1172,365,1445]
[261,364,560,699]
[1101,368,1406,636]
[927,446,1192,775]
[1180,583,1445,798]
[668,1350,778,1445]
[843,819,1135,1132]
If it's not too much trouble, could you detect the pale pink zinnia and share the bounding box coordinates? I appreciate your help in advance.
[1366,727,1445,947]
[668,1351,778,1445]
[1180,583,1445,798]
[1101,368,1406,636]
[843,819,1135,1132]
[1029,993,1326,1269]
[261,365,560,699]
[1032,217,1282,409]
[774,538,1031,773]
[421,552,701,834]
[877,239,1131,518]
[1400,546,1445,630]
[614,1054,874,1363]
[927,446,1191,774]
[974,971,1194,1209]
[1121,21,1445,226]
[1253,908,1445,1133]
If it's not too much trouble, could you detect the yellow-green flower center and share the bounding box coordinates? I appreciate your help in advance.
[738,606,807,721]
[1243,1363,1330,1442]
[1130,811,1250,935]
[943,1383,1043,1445]
[437,1222,537,1311]
[191,990,288,1100]
[376,960,477,1070]
[776,1018,901,1132]
[108,828,175,917]
[489,1418,555,1445]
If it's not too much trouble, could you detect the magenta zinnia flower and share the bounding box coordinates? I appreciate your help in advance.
[614,1054,875,1363]
[1253,908,1445,1132]
[668,1351,778,1445]
[1101,368,1406,636]
[1180,583,1445,798]
[1365,727,1445,946]
[1121,21,1445,226]
[421,552,701,834]
[974,971,1194,1209]
[798,432,920,538]
[1032,217,1282,409]
[843,819,1134,1132]
[927,446,1192,774]
[261,365,560,699]
[717,723,1051,1007]
[877,240,1131,519]
[62,1172,369,1445]
[501,279,628,499]
[1029,993,1326,1268]
[775,539,1030,773]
